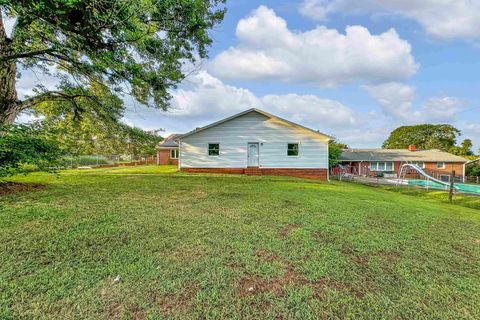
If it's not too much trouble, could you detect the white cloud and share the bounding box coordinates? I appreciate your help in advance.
[170,71,259,120]
[299,0,480,40]
[169,70,356,131]
[421,97,464,122]
[122,69,361,143]
[362,82,419,120]
[261,94,356,128]
[209,6,418,87]
[299,0,330,21]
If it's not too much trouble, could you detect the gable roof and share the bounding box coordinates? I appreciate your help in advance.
[156,133,182,148]
[339,149,469,163]
[466,158,480,165]
[179,108,333,140]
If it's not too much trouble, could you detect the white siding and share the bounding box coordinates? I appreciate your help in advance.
[180,111,329,169]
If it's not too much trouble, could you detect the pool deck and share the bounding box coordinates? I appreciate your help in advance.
[336,175,480,196]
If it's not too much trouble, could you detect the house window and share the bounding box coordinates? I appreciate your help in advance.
[371,162,394,172]
[208,143,220,156]
[287,143,299,156]
[437,162,445,169]
[170,149,179,159]
[412,161,424,168]
[440,175,450,182]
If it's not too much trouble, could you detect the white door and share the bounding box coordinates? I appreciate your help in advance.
[247,143,259,167]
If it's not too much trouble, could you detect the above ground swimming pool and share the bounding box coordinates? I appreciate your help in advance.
[408,179,480,195]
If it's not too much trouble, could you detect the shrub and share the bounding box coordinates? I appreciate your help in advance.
[466,162,480,176]
[0,125,61,178]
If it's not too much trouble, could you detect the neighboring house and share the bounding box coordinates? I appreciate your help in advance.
[177,108,332,180]
[339,148,469,181]
[156,134,182,165]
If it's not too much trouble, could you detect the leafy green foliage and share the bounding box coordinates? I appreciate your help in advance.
[0,124,60,177]
[382,124,461,151]
[466,162,480,176]
[33,83,163,157]
[0,0,226,122]
[329,139,348,167]
[122,125,162,158]
[449,138,474,156]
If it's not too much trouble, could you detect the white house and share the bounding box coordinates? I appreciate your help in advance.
[178,108,332,180]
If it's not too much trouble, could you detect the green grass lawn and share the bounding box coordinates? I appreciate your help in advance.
[1,166,479,319]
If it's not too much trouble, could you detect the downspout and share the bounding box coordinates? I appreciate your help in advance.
[327,140,330,182]
[178,140,182,171]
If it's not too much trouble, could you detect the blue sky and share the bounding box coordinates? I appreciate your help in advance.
[15,0,480,151]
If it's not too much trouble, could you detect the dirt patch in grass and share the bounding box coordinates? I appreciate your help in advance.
[236,266,309,297]
[312,278,373,299]
[239,248,375,299]
[453,245,474,260]
[255,249,281,263]
[157,282,199,315]
[277,224,301,238]
[236,268,373,299]
[0,182,45,196]
[340,246,369,266]
[374,250,401,262]
[351,255,369,266]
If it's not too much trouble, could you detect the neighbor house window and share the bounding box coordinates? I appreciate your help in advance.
[371,162,394,172]
[208,143,220,156]
[287,143,299,156]
[437,162,445,169]
[412,161,424,168]
[170,149,179,159]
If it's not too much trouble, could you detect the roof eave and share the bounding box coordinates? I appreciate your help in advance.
[179,108,333,140]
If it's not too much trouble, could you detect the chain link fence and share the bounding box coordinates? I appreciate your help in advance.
[60,154,157,169]
[465,176,480,184]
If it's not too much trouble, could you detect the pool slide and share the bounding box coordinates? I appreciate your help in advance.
[397,163,457,189]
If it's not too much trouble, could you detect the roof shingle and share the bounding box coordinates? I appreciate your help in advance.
[339,149,468,163]
[157,134,182,148]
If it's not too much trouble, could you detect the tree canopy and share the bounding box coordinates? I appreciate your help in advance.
[449,139,474,157]
[0,0,226,124]
[382,124,462,151]
[329,139,348,168]
[32,82,163,157]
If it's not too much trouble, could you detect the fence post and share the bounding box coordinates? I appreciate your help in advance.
[449,170,455,202]
[477,176,479,184]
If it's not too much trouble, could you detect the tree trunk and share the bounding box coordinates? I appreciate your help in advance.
[0,14,20,126]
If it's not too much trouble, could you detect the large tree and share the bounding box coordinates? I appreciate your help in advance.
[35,84,163,157]
[382,124,461,151]
[0,0,225,125]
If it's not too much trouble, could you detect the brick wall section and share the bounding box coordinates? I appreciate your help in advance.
[261,168,328,180]
[182,168,328,180]
[157,149,178,165]
[361,161,465,177]
[182,168,246,174]
[343,161,465,178]
[424,162,464,176]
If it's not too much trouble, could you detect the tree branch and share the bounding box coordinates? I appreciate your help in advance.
[0,49,61,62]
[19,91,100,111]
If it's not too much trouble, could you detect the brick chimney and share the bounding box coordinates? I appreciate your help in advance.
[408,145,416,151]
